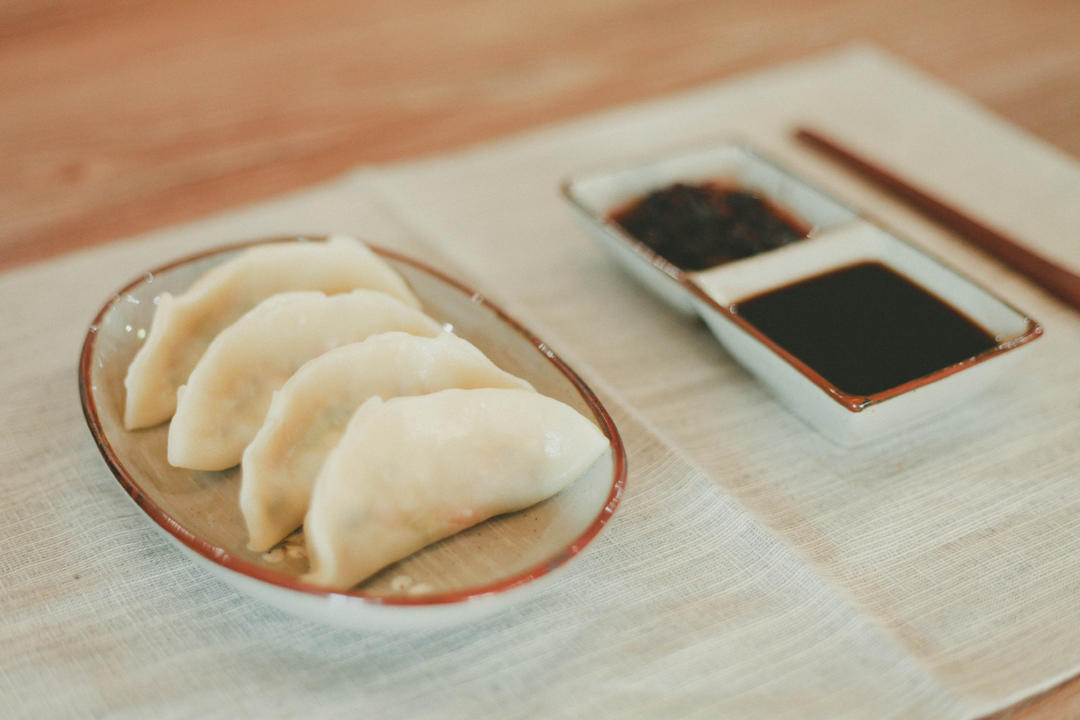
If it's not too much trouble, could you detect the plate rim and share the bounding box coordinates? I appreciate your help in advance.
[79,236,627,608]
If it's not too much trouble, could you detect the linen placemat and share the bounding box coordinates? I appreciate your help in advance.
[3,45,1078,719]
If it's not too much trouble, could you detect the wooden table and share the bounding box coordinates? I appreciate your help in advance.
[3,0,1078,715]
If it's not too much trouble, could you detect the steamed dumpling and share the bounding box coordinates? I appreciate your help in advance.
[167,291,442,471]
[240,332,535,551]
[303,388,608,590]
[124,236,419,430]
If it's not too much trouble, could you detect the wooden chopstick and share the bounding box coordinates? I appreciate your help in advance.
[795,127,1080,312]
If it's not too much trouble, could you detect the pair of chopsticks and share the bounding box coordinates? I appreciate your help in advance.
[795,128,1080,312]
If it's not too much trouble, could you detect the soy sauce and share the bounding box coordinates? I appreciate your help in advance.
[610,182,810,271]
[733,262,999,396]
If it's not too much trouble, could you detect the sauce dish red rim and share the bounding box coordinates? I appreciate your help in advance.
[79,237,627,607]
[561,146,1044,413]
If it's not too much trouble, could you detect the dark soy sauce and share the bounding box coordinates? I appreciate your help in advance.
[610,182,810,271]
[733,262,999,396]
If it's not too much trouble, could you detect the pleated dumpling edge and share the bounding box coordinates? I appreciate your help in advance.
[123,236,420,430]
[302,388,609,591]
[167,290,443,471]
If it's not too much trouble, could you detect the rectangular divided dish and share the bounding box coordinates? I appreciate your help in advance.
[562,143,1042,445]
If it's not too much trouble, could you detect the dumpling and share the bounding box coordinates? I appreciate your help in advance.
[167,290,442,471]
[302,388,609,590]
[240,332,534,551]
[124,236,419,430]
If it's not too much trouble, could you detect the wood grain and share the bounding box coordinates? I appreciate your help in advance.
[2,0,1080,270]
[4,1,1080,715]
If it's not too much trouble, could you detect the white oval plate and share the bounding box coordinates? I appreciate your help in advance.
[79,237,626,630]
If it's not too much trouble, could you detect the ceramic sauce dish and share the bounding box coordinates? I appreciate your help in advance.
[562,143,1041,445]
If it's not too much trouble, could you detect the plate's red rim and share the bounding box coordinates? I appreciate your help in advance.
[78,236,627,608]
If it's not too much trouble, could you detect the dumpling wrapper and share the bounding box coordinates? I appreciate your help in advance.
[167,290,442,471]
[124,236,419,430]
[302,388,609,590]
[241,332,534,551]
